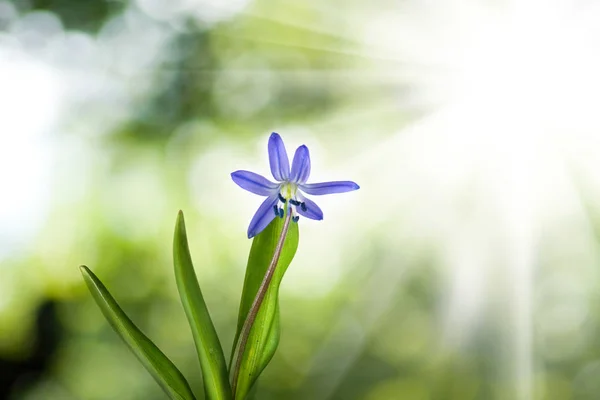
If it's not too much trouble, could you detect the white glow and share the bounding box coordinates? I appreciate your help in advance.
[342,2,600,398]
[397,3,600,339]
[0,48,62,259]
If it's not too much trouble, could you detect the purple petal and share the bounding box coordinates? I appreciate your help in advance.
[296,194,323,220]
[290,145,311,184]
[231,170,279,196]
[299,181,360,195]
[248,194,279,238]
[268,132,290,181]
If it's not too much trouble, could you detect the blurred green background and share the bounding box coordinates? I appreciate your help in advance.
[2,0,600,399]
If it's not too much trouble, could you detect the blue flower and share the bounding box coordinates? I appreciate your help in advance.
[231,132,360,238]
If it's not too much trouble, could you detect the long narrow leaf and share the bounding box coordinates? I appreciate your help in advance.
[173,211,232,400]
[231,216,299,399]
[79,265,196,400]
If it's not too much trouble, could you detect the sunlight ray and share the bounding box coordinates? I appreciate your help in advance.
[200,0,371,49]
[297,256,410,400]
[338,1,600,398]
[211,32,406,64]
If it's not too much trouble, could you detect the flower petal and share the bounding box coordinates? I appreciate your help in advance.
[268,132,290,181]
[231,170,279,196]
[247,194,279,238]
[299,181,360,195]
[296,194,323,220]
[290,145,311,184]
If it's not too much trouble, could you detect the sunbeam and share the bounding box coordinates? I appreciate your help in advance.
[330,1,600,398]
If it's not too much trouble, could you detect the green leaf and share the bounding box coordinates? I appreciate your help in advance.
[79,265,196,400]
[173,211,232,400]
[231,216,299,400]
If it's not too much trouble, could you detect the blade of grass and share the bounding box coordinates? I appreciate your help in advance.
[173,211,232,400]
[80,265,196,400]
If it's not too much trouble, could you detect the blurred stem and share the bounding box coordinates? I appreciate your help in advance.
[230,211,293,398]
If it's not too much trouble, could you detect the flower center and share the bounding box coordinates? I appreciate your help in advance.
[280,182,297,200]
[273,182,303,222]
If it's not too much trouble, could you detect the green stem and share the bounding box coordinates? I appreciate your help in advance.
[230,211,293,398]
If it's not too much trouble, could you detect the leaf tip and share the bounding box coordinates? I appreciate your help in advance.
[176,210,186,231]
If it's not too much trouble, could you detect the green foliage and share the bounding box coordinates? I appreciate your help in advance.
[81,211,300,400]
[231,216,300,400]
[173,211,232,400]
[79,265,196,400]
[31,0,123,32]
